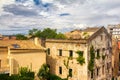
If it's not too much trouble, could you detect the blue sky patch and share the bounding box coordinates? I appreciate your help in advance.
[59,13,70,16]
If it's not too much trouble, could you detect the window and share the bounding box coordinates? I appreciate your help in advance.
[69,50,73,57]
[102,65,104,75]
[47,48,50,55]
[59,49,62,56]
[96,49,100,59]
[97,68,99,76]
[102,48,105,52]
[12,44,20,48]
[100,35,103,41]
[69,69,72,77]
[59,67,62,74]
[91,71,94,79]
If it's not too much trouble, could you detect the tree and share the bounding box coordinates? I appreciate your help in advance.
[16,34,27,40]
[37,64,50,80]
[55,32,66,39]
[41,28,57,39]
[28,28,41,37]
[28,28,66,39]
[38,64,63,80]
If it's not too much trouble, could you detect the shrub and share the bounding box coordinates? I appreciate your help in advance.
[0,73,9,80]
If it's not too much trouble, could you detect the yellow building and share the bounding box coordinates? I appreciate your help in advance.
[45,27,112,80]
[0,38,46,75]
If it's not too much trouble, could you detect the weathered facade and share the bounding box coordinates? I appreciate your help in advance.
[107,24,120,78]
[45,27,112,80]
[0,39,46,75]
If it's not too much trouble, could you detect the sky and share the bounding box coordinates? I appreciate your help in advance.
[0,0,120,35]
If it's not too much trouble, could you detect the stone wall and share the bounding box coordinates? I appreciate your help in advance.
[9,49,46,75]
[46,40,88,79]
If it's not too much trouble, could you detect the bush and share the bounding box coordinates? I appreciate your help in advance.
[19,67,35,79]
[8,74,20,80]
[0,73,9,80]
[48,74,62,80]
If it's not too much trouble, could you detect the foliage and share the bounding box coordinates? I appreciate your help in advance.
[55,32,66,39]
[88,45,95,72]
[28,28,41,37]
[28,28,66,39]
[63,58,70,69]
[8,74,20,80]
[16,34,28,40]
[0,67,34,80]
[38,64,63,80]
[37,64,50,80]
[63,57,70,80]
[48,74,62,80]
[0,73,9,80]
[19,67,35,80]
[83,32,90,39]
[41,28,57,39]
[76,51,85,65]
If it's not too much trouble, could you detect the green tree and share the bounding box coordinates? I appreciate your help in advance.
[55,32,66,39]
[28,28,66,39]
[37,64,50,80]
[38,64,63,80]
[28,28,41,37]
[41,28,57,39]
[16,34,27,40]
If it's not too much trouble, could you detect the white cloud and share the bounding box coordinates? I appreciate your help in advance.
[0,0,120,34]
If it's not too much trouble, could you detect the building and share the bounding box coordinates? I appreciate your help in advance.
[45,27,112,80]
[107,24,120,38]
[107,24,120,78]
[0,38,46,75]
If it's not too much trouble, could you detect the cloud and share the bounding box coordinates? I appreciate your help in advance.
[3,4,38,17]
[0,0,120,34]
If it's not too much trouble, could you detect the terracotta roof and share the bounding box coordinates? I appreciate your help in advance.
[83,27,100,32]
[64,27,100,39]
[0,40,43,49]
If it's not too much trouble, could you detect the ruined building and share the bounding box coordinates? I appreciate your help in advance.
[45,27,112,80]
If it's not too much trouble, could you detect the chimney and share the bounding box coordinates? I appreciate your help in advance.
[34,37,40,46]
[40,38,46,47]
[34,37,46,47]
